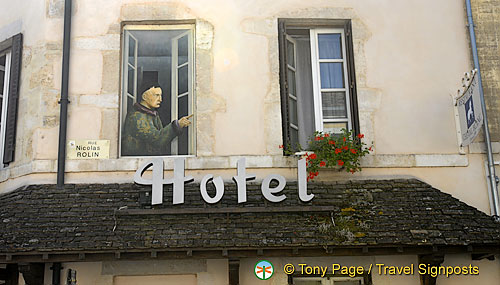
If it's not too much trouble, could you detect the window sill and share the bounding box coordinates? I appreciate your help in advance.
[0,154,471,185]
[294,151,308,156]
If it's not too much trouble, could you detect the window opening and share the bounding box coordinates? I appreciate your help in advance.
[279,21,358,152]
[120,25,195,157]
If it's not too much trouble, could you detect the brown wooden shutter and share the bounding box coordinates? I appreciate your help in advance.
[344,21,360,136]
[3,33,22,164]
[278,19,291,153]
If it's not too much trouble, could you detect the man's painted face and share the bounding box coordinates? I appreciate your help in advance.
[142,87,162,109]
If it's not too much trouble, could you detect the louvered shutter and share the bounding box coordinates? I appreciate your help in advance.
[278,20,291,153]
[344,21,360,136]
[3,33,22,164]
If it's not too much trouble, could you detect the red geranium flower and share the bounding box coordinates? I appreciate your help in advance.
[335,148,342,154]
[328,140,335,145]
[369,146,373,151]
[319,161,326,167]
[350,149,357,154]
[357,133,365,139]
[309,153,317,159]
[324,133,330,137]
[343,146,348,150]
[343,137,346,142]
[338,160,345,166]
[279,144,283,149]
[314,136,323,141]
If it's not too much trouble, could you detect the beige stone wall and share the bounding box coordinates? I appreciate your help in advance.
[0,0,57,169]
[114,275,197,285]
[437,254,500,285]
[39,259,227,285]
[470,0,500,142]
[0,0,496,216]
[27,255,499,284]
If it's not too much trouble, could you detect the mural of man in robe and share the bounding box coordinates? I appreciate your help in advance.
[121,86,193,156]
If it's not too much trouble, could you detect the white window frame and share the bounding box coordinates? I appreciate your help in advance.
[121,30,138,126]
[119,24,196,157]
[286,35,300,142]
[170,30,194,155]
[310,28,352,133]
[0,51,11,168]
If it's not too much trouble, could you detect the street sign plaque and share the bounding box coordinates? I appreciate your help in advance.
[67,140,110,159]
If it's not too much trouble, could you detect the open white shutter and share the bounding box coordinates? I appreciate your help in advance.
[171,30,193,155]
[121,30,138,126]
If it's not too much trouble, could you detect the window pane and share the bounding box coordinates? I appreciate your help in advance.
[0,55,5,96]
[0,54,5,124]
[178,35,189,65]
[322,91,347,118]
[178,94,189,155]
[287,68,296,96]
[324,122,348,135]
[128,36,136,65]
[178,65,189,95]
[0,70,4,96]
[127,97,133,114]
[127,66,135,96]
[178,94,189,118]
[320,62,344,89]
[287,40,295,68]
[289,97,298,126]
[318,33,342,59]
[178,127,189,155]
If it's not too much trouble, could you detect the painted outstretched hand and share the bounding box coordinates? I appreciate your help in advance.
[178,114,194,128]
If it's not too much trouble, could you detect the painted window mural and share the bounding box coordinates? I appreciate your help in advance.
[120,25,195,156]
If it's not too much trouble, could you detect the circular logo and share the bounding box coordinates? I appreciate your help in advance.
[254,260,274,280]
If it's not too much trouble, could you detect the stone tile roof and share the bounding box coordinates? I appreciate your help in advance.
[0,179,499,255]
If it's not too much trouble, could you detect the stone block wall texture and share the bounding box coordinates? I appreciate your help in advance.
[471,0,500,141]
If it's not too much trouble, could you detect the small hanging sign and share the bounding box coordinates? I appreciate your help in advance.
[455,70,483,147]
[67,140,110,159]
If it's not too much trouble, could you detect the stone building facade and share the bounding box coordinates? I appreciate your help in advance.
[0,0,499,284]
[471,0,500,142]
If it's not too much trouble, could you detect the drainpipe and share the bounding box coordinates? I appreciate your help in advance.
[57,0,72,187]
[465,0,500,219]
